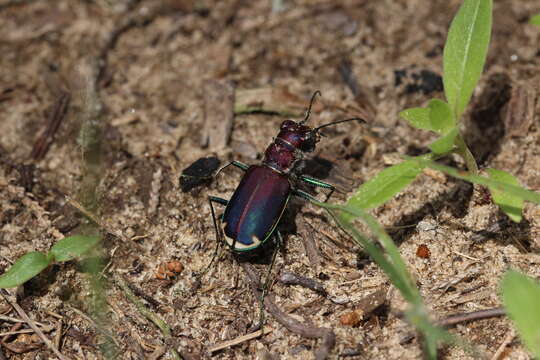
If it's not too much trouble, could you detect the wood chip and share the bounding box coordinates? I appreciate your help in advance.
[201,80,235,150]
[503,84,536,137]
[207,327,272,353]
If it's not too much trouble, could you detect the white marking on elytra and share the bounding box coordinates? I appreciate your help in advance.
[221,221,261,250]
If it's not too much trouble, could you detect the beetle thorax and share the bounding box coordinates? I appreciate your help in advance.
[262,120,319,173]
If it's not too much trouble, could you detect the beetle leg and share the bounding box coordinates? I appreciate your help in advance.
[214,160,249,178]
[298,174,335,202]
[292,188,321,203]
[257,230,282,328]
[199,196,229,278]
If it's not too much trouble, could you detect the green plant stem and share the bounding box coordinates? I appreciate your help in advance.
[411,158,540,204]
[454,134,478,174]
[75,59,114,358]
[115,277,181,360]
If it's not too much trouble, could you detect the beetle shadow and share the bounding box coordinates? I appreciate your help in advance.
[299,157,357,194]
[469,213,533,252]
[387,176,475,246]
[462,72,511,166]
[387,178,534,252]
[233,239,281,266]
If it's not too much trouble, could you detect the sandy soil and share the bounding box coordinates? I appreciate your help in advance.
[0,0,539,359]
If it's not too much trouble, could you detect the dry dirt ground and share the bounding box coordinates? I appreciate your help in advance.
[1,0,540,359]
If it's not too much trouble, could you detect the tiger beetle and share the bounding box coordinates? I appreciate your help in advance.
[205,91,364,326]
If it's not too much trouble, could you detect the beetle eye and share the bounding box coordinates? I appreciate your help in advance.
[299,132,317,152]
[280,120,296,129]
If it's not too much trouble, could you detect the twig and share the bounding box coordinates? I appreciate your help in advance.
[306,219,351,251]
[68,307,120,347]
[1,322,22,343]
[123,280,161,309]
[2,341,43,354]
[437,307,505,327]
[297,217,322,269]
[115,276,170,335]
[399,307,507,344]
[45,310,64,320]
[0,255,14,265]
[0,290,69,360]
[0,327,54,337]
[208,327,272,353]
[279,272,326,295]
[54,320,63,351]
[0,314,47,327]
[31,92,71,160]
[65,195,132,244]
[64,196,102,228]
[490,329,515,360]
[114,276,181,360]
[431,268,479,292]
[452,250,480,262]
[241,263,335,360]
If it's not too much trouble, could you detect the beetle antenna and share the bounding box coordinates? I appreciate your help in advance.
[313,117,366,132]
[300,90,322,124]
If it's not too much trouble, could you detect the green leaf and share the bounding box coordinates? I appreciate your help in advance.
[400,100,455,136]
[429,128,458,154]
[411,159,540,204]
[428,99,455,134]
[530,14,540,27]
[345,158,425,215]
[399,107,432,131]
[443,0,492,118]
[486,169,524,222]
[0,252,51,288]
[50,235,100,262]
[502,270,540,358]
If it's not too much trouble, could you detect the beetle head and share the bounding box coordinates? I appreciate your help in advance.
[277,119,319,152]
[277,91,366,153]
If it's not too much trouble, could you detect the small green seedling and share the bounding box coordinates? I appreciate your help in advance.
[396,0,540,223]
[530,14,540,27]
[400,0,492,174]
[0,235,100,288]
[501,270,540,358]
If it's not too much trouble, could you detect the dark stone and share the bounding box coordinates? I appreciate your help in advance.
[180,157,220,192]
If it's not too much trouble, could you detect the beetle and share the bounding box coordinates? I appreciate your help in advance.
[205,91,364,302]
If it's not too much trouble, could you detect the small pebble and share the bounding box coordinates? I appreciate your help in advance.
[340,310,362,327]
[416,244,431,259]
